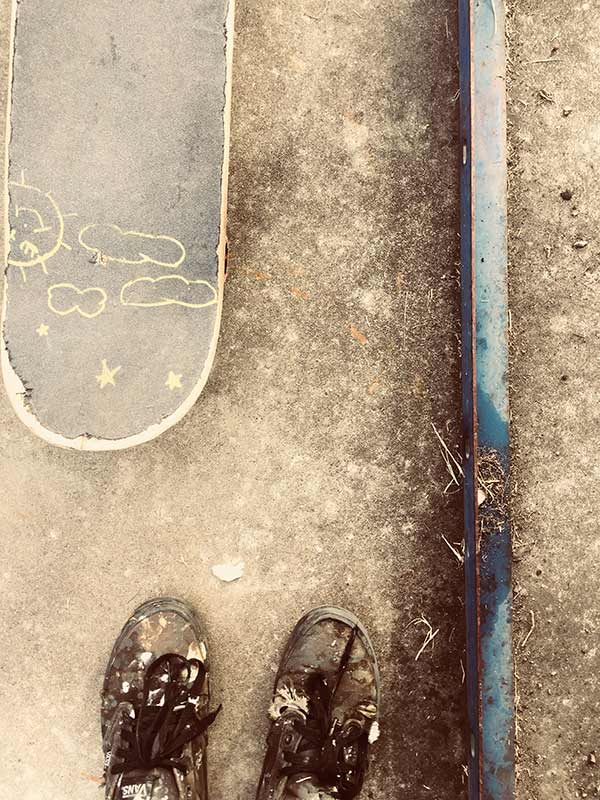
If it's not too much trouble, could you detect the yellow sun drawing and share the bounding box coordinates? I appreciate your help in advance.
[8,173,68,282]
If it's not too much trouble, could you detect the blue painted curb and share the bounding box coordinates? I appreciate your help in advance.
[458,1,515,798]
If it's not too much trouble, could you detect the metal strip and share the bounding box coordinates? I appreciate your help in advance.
[458,1,515,798]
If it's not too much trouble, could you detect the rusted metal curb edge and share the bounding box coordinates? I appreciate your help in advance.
[458,1,515,798]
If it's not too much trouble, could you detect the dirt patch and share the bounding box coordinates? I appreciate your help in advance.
[478,448,509,534]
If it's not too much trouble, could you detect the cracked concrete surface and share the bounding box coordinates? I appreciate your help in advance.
[0,2,468,799]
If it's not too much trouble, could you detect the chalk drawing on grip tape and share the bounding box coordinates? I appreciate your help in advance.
[8,173,72,282]
[79,224,186,269]
[120,274,217,309]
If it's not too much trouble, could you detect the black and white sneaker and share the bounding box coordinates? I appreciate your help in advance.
[101,598,220,800]
[256,607,381,800]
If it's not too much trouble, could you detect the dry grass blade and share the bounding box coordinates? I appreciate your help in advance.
[524,57,561,65]
[519,610,536,650]
[441,534,464,564]
[407,615,440,661]
[432,422,464,493]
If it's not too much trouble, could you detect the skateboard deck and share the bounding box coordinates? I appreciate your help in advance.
[2,0,233,449]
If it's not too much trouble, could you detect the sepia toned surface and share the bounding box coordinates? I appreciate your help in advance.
[0,1,469,799]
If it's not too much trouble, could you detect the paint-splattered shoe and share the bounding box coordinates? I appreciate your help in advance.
[101,598,220,800]
[256,607,381,800]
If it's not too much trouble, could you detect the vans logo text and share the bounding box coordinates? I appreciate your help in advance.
[122,784,152,799]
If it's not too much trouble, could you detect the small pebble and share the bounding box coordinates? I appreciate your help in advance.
[573,240,588,249]
[562,106,573,117]
[560,189,573,201]
[571,209,580,218]
[588,752,597,766]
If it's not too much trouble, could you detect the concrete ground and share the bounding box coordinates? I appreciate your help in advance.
[508,1,600,798]
[0,2,468,800]
[8,2,599,799]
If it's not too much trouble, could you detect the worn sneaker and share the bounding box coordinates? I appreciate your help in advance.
[101,598,221,800]
[256,607,381,800]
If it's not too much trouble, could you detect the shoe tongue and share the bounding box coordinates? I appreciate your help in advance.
[119,768,178,800]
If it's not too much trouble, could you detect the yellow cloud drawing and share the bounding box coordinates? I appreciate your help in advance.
[120,275,218,309]
[48,283,107,319]
[78,223,185,268]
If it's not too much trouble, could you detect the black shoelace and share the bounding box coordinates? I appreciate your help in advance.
[280,627,369,798]
[112,653,221,775]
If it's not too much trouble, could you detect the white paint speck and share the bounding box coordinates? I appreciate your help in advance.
[368,720,381,744]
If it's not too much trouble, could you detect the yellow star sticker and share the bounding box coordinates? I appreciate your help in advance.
[165,371,183,391]
[36,323,49,337]
[96,359,121,388]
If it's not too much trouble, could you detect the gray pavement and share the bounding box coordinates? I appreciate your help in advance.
[509,1,600,797]
[0,2,467,800]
